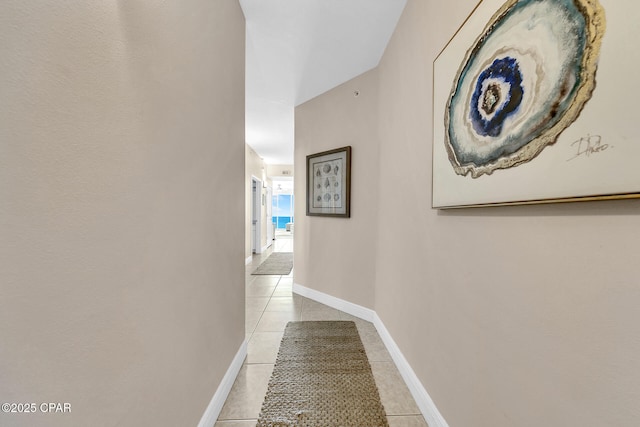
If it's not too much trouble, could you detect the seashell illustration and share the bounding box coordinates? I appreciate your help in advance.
[317,195,322,202]
[323,164,332,174]
[334,165,339,175]
[316,169,321,177]
[324,178,330,188]
[334,194,340,201]
[324,193,332,202]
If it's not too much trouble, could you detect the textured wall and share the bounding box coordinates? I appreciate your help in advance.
[0,1,245,426]
[294,69,379,309]
[376,1,640,425]
[295,0,640,426]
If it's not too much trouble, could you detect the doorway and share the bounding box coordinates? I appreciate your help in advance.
[266,186,274,244]
[251,177,263,254]
[272,179,294,252]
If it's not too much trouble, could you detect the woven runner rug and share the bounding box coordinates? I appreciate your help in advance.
[256,321,389,427]
[252,252,293,275]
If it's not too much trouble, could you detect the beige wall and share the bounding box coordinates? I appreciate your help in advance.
[295,69,379,309]
[295,1,640,426]
[0,1,245,426]
[267,164,294,179]
[245,144,270,258]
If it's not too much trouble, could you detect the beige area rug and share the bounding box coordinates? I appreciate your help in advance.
[252,252,293,276]
[256,321,389,427]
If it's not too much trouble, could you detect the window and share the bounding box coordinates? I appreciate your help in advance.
[272,194,293,229]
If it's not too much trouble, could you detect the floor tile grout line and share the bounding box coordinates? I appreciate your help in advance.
[386,413,425,417]
[230,239,425,426]
[247,270,285,341]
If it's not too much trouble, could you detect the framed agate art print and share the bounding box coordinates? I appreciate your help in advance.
[432,0,640,208]
[306,146,351,217]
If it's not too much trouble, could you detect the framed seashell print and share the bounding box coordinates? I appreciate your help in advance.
[306,146,351,217]
[432,0,640,208]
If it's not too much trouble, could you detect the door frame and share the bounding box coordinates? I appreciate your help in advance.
[251,176,263,254]
[266,185,273,245]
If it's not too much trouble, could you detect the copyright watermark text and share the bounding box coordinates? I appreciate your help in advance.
[2,403,71,414]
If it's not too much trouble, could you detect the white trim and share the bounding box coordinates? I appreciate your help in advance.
[251,176,263,255]
[197,340,248,427]
[293,283,376,322]
[292,283,449,427]
[266,186,273,243]
[372,317,449,427]
[261,243,270,252]
[245,255,253,265]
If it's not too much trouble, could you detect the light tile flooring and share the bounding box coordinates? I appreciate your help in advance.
[215,233,428,427]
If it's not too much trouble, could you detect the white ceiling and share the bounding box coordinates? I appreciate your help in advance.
[240,0,407,165]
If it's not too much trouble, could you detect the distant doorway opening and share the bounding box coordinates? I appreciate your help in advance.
[251,177,263,254]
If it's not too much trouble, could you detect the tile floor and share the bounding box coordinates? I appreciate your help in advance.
[215,233,428,427]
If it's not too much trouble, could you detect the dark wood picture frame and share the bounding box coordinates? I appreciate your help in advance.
[306,146,351,217]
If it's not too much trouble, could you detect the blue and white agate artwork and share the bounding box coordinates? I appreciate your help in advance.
[445,0,606,178]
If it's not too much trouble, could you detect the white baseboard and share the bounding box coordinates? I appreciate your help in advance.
[197,339,248,427]
[372,317,449,427]
[292,283,449,427]
[292,283,376,322]
[261,244,270,253]
[245,255,252,265]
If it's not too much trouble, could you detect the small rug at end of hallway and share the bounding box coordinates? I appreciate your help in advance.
[251,252,293,275]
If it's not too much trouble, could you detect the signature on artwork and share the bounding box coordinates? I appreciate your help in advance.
[567,134,611,161]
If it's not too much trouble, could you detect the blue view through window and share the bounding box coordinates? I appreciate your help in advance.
[272,194,293,229]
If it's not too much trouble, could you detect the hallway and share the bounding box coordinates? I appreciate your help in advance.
[214,234,428,426]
